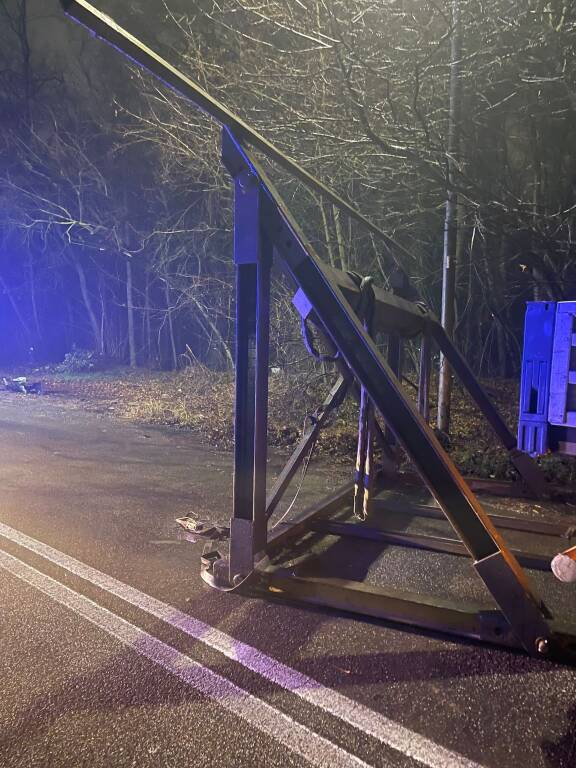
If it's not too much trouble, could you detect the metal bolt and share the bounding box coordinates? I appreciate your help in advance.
[536,637,550,656]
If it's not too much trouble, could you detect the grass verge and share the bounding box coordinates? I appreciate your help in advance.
[9,364,576,486]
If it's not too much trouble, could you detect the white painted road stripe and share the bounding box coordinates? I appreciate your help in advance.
[0,522,482,768]
[0,549,370,768]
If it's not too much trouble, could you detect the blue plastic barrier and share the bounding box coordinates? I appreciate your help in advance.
[518,302,556,455]
[518,301,576,456]
[548,302,576,429]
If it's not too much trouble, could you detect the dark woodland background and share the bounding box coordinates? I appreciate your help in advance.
[1,0,575,378]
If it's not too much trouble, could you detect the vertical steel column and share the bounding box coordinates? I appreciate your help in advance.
[253,241,272,553]
[385,269,410,447]
[229,167,271,581]
[418,325,432,422]
[354,284,376,519]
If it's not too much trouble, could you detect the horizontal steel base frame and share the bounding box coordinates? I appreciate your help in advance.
[394,471,576,501]
[310,520,554,572]
[371,499,576,538]
[244,569,576,664]
[253,571,520,648]
[199,485,576,664]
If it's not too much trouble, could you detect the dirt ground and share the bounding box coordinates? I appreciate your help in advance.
[3,363,575,486]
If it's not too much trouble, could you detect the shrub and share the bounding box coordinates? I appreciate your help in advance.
[56,348,99,373]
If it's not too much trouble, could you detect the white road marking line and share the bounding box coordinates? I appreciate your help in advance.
[0,549,370,768]
[0,522,483,768]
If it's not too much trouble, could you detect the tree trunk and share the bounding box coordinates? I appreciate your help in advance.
[144,270,153,366]
[164,279,178,370]
[75,259,104,354]
[126,257,137,367]
[0,274,31,341]
[437,0,462,434]
[189,293,234,370]
[319,198,337,268]
[332,204,348,272]
[27,253,41,342]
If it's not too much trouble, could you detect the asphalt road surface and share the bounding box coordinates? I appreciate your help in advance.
[1,393,576,768]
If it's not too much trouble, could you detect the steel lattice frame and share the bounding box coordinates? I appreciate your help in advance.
[61,0,576,664]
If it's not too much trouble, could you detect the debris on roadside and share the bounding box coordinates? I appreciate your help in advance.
[176,515,230,542]
[2,376,43,395]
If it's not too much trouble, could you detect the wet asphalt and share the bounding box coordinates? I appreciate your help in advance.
[1,392,576,768]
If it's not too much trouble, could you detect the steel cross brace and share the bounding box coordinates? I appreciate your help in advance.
[265,374,350,523]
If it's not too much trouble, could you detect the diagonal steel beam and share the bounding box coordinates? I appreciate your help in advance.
[430,321,548,496]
